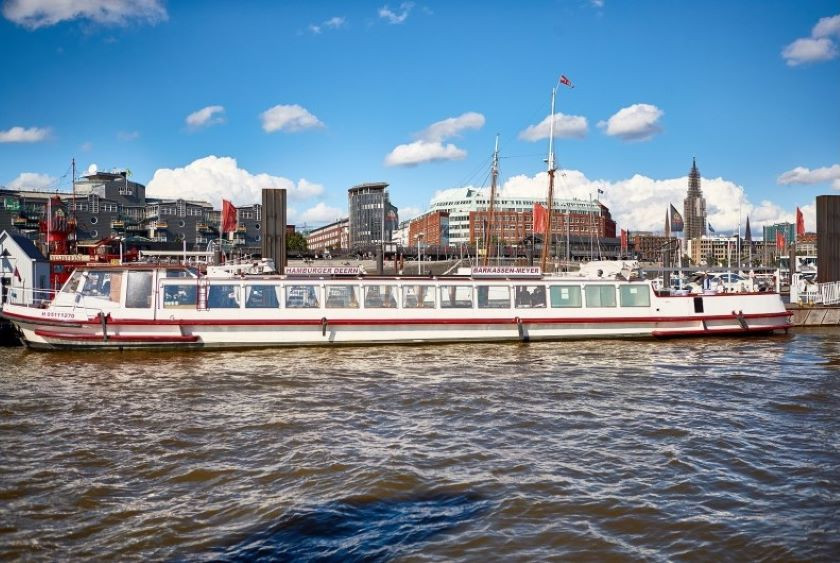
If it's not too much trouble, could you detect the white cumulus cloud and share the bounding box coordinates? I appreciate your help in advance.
[385,141,466,167]
[518,113,588,142]
[298,202,345,224]
[813,14,840,38]
[778,164,840,190]
[598,103,663,141]
[385,111,484,167]
[379,2,414,24]
[260,104,324,133]
[185,105,225,129]
[0,125,50,142]
[432,166,807,235]
[782,13,840,65]
[782,37,838,65]
[2,0,167,29]
[146,155,324,207]
[7,172,57,190]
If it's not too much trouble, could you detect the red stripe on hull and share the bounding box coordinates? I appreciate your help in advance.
[34,329,199,343]
[9,310,792,328]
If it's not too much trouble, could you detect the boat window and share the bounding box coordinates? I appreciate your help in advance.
[364,285,398,308]
[286,285,321,308]
[245,285,281,308]
[584,284,617,308]
[165,269,194,278]
[402,285,435,309]
[514,285,547,308]
[207,284,241,308]
[325,285,360,308]
[550,285,582,308]
[62,270,84,294]
[81,271,110,298]
[125,271,154,308]
[619,285,650,307]
[440,285,473,309]
[477,285,510,309]
[163,284,197,308]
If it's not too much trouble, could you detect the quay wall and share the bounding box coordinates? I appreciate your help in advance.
[787,305,840,327]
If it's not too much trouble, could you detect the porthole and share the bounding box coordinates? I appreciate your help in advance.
[256,235,261,242]
[255,223,261,230]
[179,220,186,228]
[90,216,98,224]
[90,229,98,238]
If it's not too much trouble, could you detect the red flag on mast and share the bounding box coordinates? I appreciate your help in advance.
[796,207,805,237]
[559,74,574,88]
[221,199,237,233]
[533,203,548,234]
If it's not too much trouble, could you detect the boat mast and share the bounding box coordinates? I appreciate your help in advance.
[540,87,557,272]
[483,135,500,267]
[71,158,76,254]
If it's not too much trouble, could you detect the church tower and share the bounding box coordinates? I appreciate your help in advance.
[683,157,707,239]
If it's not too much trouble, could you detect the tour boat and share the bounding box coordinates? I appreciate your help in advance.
[0,262,792,350]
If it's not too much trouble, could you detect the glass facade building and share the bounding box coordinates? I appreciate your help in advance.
[347,182,399,249]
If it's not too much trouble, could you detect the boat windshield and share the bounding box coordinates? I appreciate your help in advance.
[61,270,84,294]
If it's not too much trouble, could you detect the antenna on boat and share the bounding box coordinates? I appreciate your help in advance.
[482,134,500,267]
[540,87,557,272]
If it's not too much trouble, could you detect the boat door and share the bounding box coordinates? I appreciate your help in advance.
[122,269,157,319]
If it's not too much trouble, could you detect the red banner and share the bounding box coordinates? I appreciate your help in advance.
[620,229,628,252]
[796,207,805,237]
[776,230,786,250]
[221,199,237,233]
[533,203,547,235]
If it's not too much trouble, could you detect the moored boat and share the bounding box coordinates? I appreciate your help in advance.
[0,262,791,350]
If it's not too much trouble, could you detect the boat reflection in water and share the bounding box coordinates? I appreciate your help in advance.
[0,261,792,350]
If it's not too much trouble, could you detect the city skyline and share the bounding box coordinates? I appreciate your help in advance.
[1,0,838,234]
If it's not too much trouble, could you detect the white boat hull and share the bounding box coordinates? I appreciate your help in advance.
[4,298,791,351]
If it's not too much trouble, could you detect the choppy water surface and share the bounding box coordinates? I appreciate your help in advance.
[1,330,839,561]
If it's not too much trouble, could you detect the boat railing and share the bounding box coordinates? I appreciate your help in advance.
[819,281,840,306]
[1,286,58,308]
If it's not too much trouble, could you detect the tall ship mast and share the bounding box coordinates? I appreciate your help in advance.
[482,135,500,267]
[540,87,557,271]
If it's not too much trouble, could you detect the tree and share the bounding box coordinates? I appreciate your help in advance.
[286,232,308,252]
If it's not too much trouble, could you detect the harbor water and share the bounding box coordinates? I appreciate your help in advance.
[1,330,838,560]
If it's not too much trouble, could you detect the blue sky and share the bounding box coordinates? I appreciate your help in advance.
[1,0,838,233]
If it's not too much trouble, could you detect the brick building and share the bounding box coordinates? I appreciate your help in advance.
[408,211,449,247]
[468,204,616,245]
[305,218,349,253]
